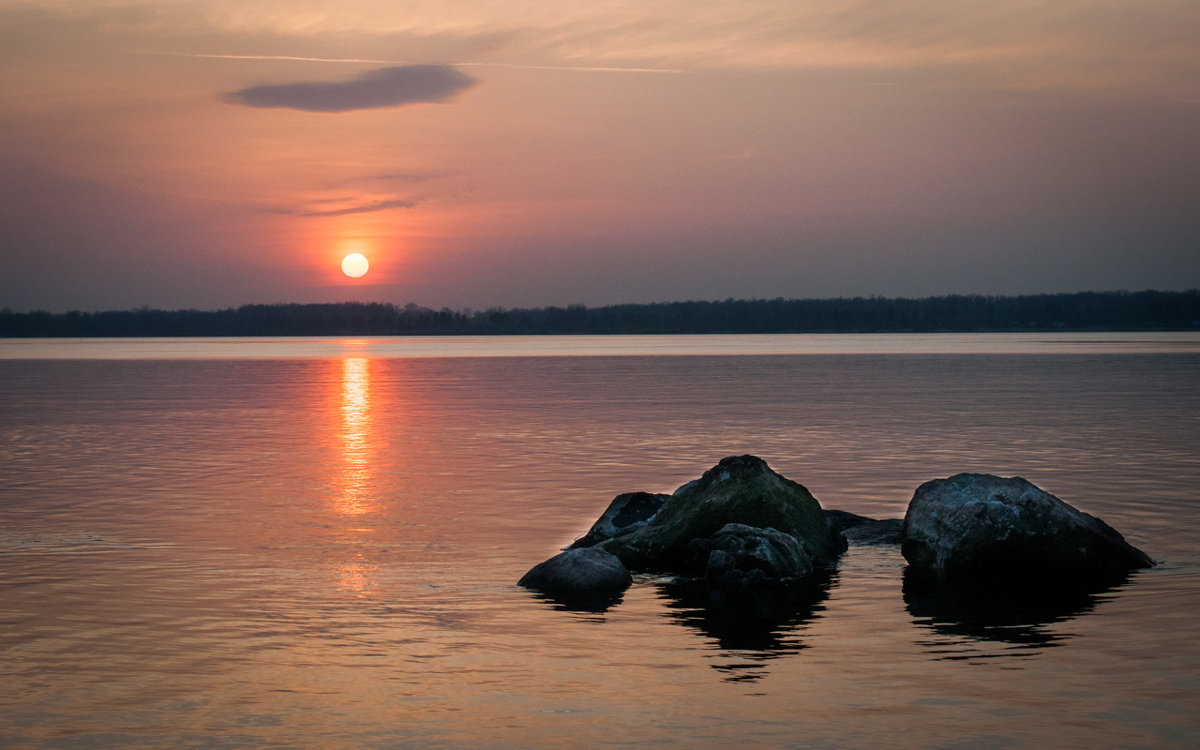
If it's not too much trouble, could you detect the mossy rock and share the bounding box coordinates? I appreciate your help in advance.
[604,455,845,573]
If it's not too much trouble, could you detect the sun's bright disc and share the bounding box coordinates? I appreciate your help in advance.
[341,253,369,278]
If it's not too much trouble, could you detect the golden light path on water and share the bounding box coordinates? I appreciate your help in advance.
[336,355,378,594]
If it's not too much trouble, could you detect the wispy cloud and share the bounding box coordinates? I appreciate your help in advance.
[224,64,477,112]
[174,52,408,64]
[456,61,684,75]
[151,50,684,74]
[368,171,443,182]
[271,196,420,217]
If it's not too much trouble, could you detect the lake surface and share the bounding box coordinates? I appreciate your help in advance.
[2,334,1199,749]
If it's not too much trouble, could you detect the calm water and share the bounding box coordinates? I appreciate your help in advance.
[2,334,1199,749]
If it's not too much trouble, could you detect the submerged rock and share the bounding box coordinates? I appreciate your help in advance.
[842,518,904,546]
[825,510,904,546]
[824,509,877,534]
[603,455,845,574]
[518,547,632,599]
[570,491,670,549]
[901,473,1153,587]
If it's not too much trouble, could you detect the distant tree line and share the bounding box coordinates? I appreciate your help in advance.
[2,291,1198,337]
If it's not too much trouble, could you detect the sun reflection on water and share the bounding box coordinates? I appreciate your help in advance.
[337,554,380,596]
[333,354,382,594]
[336,356,373,516]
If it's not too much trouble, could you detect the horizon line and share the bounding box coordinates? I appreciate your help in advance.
[3,288,1197,317]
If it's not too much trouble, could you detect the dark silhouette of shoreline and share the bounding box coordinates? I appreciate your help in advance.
[2,290,1197,337]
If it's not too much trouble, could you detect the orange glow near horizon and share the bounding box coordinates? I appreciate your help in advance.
[300,224,385,285]
[334,236,376,276]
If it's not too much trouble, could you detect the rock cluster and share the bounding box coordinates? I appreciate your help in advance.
[520,455,845,601]
[601,455,845,574]
[519,457,1154,607]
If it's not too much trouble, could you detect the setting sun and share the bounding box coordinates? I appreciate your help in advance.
[341,253,370,278]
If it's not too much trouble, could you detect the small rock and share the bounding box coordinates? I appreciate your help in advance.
[825,510,904,545]
[518,547,632,597]
[842,518,904,546]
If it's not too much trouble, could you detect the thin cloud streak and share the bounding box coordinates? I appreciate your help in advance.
[455,61,685,74]
[224,65,477,112]
[153,51,407,64]
[146,50,684,74]
[271,197,420,217]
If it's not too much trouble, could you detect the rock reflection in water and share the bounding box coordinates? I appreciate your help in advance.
[658,570,835,682]
[903,567,1134,661]
[522,588,627,614]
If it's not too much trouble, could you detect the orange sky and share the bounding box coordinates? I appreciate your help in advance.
[1,1,1198,311]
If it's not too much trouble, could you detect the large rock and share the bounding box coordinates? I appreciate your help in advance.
[518,547,632,599]
[570,491,670,548]
[603,455,845,573]
[901,473,1153,586]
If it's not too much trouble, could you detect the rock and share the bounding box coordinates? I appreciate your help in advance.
[518,547,632,599]
[685,523,815,586]
[842,518,904,546]
[569,491,670,548]
[825,509,904,546]
[824,509,876,533]
[901,473,1154,586]
[604,455,845,573]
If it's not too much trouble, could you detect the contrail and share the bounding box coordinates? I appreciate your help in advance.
[139,50,685,74]
[144,52,402,64]
[458,61,685,75]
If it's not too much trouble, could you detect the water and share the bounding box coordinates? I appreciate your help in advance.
[2,334,1198,748]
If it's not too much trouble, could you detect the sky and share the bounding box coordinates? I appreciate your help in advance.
[1,1,1198,313]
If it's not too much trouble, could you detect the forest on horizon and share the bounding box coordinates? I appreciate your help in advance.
[2,290,1198,337]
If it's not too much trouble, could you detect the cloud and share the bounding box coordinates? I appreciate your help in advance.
[271,196,420,217]
[224,64,477,112]
[359,171,451,185]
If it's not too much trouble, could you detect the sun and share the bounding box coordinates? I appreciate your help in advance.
[341,253,370,278]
